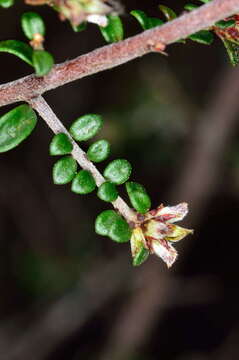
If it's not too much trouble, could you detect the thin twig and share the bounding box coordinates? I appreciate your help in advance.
[29,95,137,223]
[0,0,239,107]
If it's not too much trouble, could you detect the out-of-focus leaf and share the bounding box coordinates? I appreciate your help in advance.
[0,104,37,153]
[21,12,45,40]
[72,22,87,32]
[0,0,14,8]
[184,3,199,11]
[100,15,123,43]
[131,10,163,30]
[33,50,54,76]
[0,40,33,65]
[215,20,236,29]
[159,5,176,21]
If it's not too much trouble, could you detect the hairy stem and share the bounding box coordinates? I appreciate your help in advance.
[1,0,239,107]
[29,96,137,223]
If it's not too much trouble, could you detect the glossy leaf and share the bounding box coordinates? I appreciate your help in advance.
[53,156,77,185]
[126,181,151,214]
[49,133,73,156]
[0,40,33,65]
[87,139,110,163]
[70,114,103,142]
[21,12,45,40]
[95,210,131,243]
[100,15,124,43]
[0,0,14,8]
[215,20,236,29]
[97,181,118,202]
[133,247,150,266]
[131,10,163,30]
[104,159,132,185]
[189,30,214,45]
[0,104,37,153]
[71,170,96,194]
[33,50,54,77]
[159,5,176,21]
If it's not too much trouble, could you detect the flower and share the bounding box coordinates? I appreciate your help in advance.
[130,202,193,267]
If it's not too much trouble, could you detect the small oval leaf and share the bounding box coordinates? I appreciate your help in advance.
[104,159,132,185]
[50,133,73,156]
[0,104,37,153]
[97,181,118,202]
[21,12,45,40]
[100,15,124,43]
[33,50,54,77]
[70,114,103,142]
[95,210,131,243]
[159,5,177,21]
[0,0,14,8]
[87,139,110,163]
[189,30,214,45]
[0,40,33,65]
[131,10,163,30]
[71,170,96,194]
[53,156,77,185]
[133,247,150,266]
[126,181,151,214]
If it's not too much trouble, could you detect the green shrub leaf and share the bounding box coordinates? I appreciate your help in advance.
[126,181,151,214]
[70,114,103,142]
[72,22,87,32]
[159,5,177,21]
[104,159,132,185]
[49,133,73,156]
[215,20,236,29]
[87,139,110,163]
[131,10,163,30]
[189,30,214,45]
[0,40,33,65]
[0,0,14,8]
[97,181,118,202]
[95,210,131,243]
[33,50,54,77]
[100,15,124,43]
[0,104,37,153]
[53,156,77,184]
[21,12,45,40]
[133,247,150,266]
[71,170,96,194]
[184,3,199,11]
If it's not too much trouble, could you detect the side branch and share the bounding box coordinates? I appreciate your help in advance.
[1,0,239,107]
[29,96,137,223]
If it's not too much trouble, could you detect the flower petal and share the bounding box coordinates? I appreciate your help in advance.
[130,227,147,257]
[151,239,178,268]
[145,219,169,240]
[154,202,189,223]
[165,224,193,243]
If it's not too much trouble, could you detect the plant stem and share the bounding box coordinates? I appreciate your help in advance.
[0,0,239,107]
[29,96,137,224]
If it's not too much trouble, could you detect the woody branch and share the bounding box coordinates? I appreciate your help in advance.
[0,0,239,107]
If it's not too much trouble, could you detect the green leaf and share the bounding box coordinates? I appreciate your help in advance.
[87,139,110,163]
[131,10,163,30]
[126,181,151,214]
[0,104,37,153]
[70,114,103,142]
[215,19,236,29]
[133,247,150,266]
[72,22,87,32]
[189,30,214,45]
[21,12,45,40]
[97,181,118,202]
[0,40,33,65]
[184,3,199,11]
[49,133,73,156]
[95,210,131,243]
[71,170,96,194]
[199,0,211,3]
[0,0,14,8]
[33,50,54,77]
[221,39,239,66]
[100,15,124,43]
[53,156,77,185]
[159,5,176,21]
[104,159,132,185]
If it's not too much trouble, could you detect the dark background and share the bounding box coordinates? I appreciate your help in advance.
[0,1,239,359]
